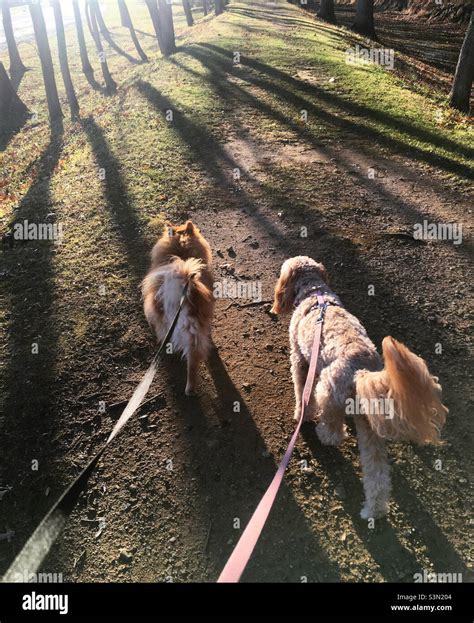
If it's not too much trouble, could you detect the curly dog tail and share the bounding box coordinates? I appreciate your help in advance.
[354,336,447,445]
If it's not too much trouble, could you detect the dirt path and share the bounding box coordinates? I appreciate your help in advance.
[1,0,472,583]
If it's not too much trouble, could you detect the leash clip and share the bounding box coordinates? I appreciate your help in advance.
[315,301,328,324]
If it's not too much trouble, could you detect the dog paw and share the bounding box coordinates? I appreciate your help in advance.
[315,422,346,446]
[360,501,389,520]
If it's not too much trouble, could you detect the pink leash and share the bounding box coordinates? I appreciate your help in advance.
[217,291,326,583]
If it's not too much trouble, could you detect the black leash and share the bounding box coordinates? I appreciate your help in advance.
[2,280,190,582]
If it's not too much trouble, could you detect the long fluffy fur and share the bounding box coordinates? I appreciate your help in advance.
[142,221,214,395]
[272,256,448,518]
[355,337,447,445]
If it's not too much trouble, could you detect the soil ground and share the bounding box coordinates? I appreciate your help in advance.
[0,0,473,582]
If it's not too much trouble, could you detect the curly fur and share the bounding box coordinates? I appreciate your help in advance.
[272,256,448,519]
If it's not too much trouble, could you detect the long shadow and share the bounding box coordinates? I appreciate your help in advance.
[332,4,465,74]
[391,466,472,577]
[232,3,471,98]
[135,78,471,576]
[302,425,470,580]
[0,132,64,574]
[234,3,464,77]
[135,79,470,356]
[100,28,143,65]
[154,342,341,580]
[198,42,474,171]
[175,46,473,260]
[80,116,149,280]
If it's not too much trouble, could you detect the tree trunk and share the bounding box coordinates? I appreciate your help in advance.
[29,2,63,126]
[93,0,110,37]
[0,60,28,127]
[318,0,337,24]
[145,0,165,54]
[1,0,27,79]
[202,0,208,16]
[157,0,176,57]
[352,0,377,39]
[449,13,474,113]
[182,0,194,26]
[215,0,224,16]
[87,1,117,94]
[72,0,94,77]
[52,0,79,119]
[118,0,148,61]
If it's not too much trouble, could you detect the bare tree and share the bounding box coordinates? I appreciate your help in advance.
[182,0,194,26]
[1,0,27,80]
[52,0,79,119]
[202,0,208,16]
[318,0,337,24]
[215,0,225,16]
[92,0,110,38]
[352,0,377,39]
[73,0,94,78]
[118,0,148,61]
[0,60,28,128]
[29,1,63,126]
[87,1,117,94]
[157,0,176,57]
[145,0,165,54]
[449,13,474,113]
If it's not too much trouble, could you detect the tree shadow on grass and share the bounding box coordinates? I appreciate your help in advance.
[100,28,144,65]
[175,45,472,260]
[0,131,64,574]
[135,77,469,359]
[177,43,474,280]
[80,116,149,280]
[197,42,473,171]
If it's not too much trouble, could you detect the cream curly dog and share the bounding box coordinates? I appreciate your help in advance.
[271,256,447,519]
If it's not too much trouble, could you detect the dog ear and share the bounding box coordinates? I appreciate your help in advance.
[185,220,195,234]
[317,262,329,285]
[271,265,297,314]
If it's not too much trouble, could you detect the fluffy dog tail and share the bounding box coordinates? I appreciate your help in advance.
[354,337,447,445]
[169,256,214,314]
[142,257,213,334]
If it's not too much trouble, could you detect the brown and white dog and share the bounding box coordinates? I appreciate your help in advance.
[142,220,214,395]
[272,256,447,519]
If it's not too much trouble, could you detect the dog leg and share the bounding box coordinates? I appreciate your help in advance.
[185,350,200,396]
[314,367,347,446]
[354,414,391,520]
[291,349,315,421]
